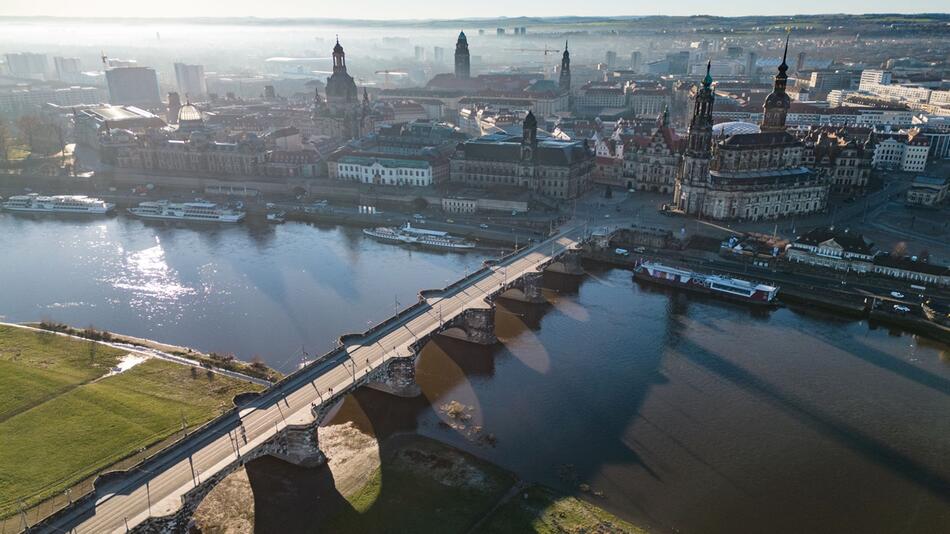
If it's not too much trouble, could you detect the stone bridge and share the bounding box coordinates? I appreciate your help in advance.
[34,229,588,534]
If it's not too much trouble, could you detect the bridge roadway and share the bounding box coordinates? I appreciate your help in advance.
[42,225,586,534]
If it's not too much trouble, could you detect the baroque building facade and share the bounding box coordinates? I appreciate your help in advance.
[673,42,829,221]
[623,108,681,194]
[800,128,873,197]
[450,111,593,199]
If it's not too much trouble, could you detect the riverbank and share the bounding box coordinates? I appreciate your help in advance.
[0,324,263,523]
[582,248,950,345]
[25,320,281,383]
[194,430,647,533]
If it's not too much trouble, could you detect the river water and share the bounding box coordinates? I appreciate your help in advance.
[1,214,948,533]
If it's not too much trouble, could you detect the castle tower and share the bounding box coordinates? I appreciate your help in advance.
[559,41,571,93]
[455,31,470,79]
[761,34,791,132]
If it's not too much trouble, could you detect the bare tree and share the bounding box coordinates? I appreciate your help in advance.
[0,117,10,163]
[16,115,42,154]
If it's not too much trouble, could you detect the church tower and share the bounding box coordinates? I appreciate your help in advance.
[559,41,571,93]
[455,31,471,79]
[686,62,714,161]
[761,34,791,132]
[675,62,715,214]
[521,111,538,161]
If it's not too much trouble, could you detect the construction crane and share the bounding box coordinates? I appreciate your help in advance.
[374,70,409,89]
[504,47,561,56]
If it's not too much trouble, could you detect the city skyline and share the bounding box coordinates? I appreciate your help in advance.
[1,0,947,19]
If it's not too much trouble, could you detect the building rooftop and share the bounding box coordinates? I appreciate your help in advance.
[912,176,947,187]
[794,227,875,256]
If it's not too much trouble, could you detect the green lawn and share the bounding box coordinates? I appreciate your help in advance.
[0,325,259,516]
[481,485,648,533]
[0,325,124,421]
[325,436,516,533]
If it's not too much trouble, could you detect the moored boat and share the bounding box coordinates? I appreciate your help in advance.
[1,193,115,215]
[128,200,245,223]
[634,261,779,305]
[363,223,476,250]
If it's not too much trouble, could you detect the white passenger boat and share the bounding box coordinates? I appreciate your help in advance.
[128,200,245,223]
[363,223,476,250]
[634,261,779,305]
[1,193,114,215]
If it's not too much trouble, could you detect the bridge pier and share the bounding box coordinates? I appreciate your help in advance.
[269,422,326,468]
[546,251,585,276]
[440,306,498,345]
[499,271,547,304]
[366,356,422,398]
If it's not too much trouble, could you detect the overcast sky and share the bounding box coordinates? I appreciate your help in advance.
[0,0,947,18]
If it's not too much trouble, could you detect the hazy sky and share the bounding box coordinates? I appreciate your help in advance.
[1,0,947,18]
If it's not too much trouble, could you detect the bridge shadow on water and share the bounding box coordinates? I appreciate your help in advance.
[237,267,672,533]
[231,263,950,534]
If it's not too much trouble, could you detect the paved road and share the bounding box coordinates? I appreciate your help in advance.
[43,225,586,534]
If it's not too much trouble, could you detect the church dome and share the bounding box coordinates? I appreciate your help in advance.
[326,72,358,101]
[713,121,761,136]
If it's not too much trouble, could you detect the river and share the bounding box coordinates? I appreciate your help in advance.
[1,214,948,533]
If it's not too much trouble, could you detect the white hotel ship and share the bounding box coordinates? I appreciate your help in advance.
[1,193,115,215]
[128,200,245,223]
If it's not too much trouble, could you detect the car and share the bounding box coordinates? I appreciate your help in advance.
[893,305,911,313]
[890,291,905,298]
[479,223,489,229]
[614,248,630,256]
[633,246,646,253]
[446,219,455,223]
[604,214,611,218]
[413,213,425,219]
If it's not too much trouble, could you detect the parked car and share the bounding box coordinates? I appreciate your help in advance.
[479,223,489,229]
[893,305,911,313]
[614,248,630,257]
[633,246,646,253]
[413,213,425,220]
[890,291,905,298]
[446,219,455,223]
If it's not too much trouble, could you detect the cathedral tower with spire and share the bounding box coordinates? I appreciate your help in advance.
[761,34,791,132]
[559,41,571,93]
[455,31,470,79]
[674,62,715,213]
